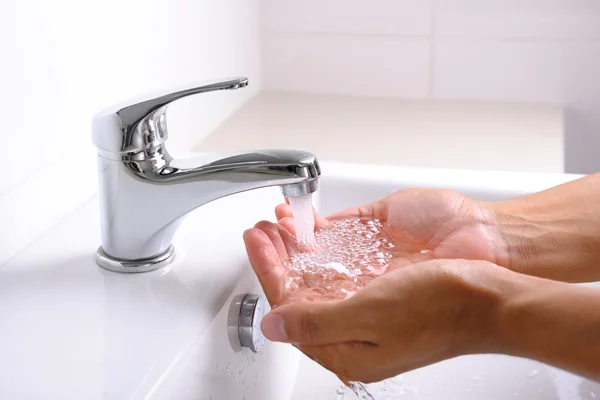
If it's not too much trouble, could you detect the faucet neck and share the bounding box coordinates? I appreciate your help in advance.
[95,148,320,273]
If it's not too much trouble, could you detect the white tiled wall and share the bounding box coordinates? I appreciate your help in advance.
[435,0,600,39]
[0,0,261,265]
[261,0,433,98]
[433,40,568,102]
[261,0,431,35]
[3,1,599,263]
[261,0,600,174]
[263,35,430,97]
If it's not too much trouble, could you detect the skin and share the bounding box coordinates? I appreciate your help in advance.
[243,173,600,383]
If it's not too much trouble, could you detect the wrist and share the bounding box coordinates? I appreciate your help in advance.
[481,200,537,274]
[495,272,600,379]
[481,177,600,282]
[450,262,551,357]
[491,270,549,360]
[482,199,589,282]
[441,261,528,356]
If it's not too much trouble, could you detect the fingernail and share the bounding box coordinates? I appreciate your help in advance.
[261,313,287,342]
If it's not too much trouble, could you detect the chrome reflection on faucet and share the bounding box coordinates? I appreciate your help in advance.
[91,77,321,273]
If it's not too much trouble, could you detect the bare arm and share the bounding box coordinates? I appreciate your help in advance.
[490,172,600,282]
[499,272,600,381]
[245,218,600,382]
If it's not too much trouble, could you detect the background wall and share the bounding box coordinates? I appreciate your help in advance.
[0,0,261,265]
[3,0,600,263]
[260,0,600,174]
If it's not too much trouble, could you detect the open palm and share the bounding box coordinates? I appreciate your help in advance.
[244,188,507,307]
[284,189,504,266]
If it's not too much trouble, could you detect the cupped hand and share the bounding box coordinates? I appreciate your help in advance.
[276,188,509,268]
[242,188,511,382]
[244,225,509,382]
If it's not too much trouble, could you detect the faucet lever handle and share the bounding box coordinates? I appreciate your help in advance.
[118,77,249,128]
[92,77,249,154]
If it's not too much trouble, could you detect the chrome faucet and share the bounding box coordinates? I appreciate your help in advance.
[91,77,320,273]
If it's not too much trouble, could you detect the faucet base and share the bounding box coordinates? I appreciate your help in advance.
[96,245,175,273]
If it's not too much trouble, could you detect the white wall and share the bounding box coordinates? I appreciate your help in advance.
[0,0,261,265]
[3,1,598,263]
[260,0,600,174]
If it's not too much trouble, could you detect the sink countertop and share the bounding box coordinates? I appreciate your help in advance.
[0,187,300,400]
[195,91,564,173]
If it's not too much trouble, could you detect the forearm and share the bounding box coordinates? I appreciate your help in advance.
[496,273,600,381]
[488,173,600,282]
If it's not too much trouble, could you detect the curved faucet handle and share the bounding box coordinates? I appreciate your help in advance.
[116,77,248,128]
[92,77,249,154]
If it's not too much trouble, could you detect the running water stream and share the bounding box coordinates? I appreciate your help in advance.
[287,194,397,399]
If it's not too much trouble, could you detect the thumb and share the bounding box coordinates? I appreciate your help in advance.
[260,301,365,346]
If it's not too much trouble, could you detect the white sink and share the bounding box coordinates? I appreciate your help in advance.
[0,186,300,400]
[292,163,600,400]
[0,161,597,399]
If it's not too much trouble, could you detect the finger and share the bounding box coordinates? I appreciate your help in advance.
[254,221,291,261]
[275,203,291,221]
[277,203,330,231]
[260,300,372,346]
[314,210,331,229]
[279,217,296,235]
[243,228,287,305]
[327,203,379,220]
[277,224,298,257]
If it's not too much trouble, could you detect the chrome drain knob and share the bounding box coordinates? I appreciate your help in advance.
[227,294,269,353]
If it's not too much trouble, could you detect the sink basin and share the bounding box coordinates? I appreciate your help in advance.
[0,161,597,399]
[292,162,600,400]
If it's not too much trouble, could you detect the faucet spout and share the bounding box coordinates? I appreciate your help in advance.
[91,77,322,273]
[95,145,320,273]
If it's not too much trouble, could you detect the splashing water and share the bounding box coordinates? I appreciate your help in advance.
[281,217,396,304]
[288,194,316,249]
[286,199,398,400]
[336,377,423,400]
[336,382,376,400]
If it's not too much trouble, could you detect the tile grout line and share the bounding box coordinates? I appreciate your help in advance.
[263,29,431,40]
[263,29,600,43]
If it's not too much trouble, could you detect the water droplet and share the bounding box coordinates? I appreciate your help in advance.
[281,217,397,304]
[527,369,539,378]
